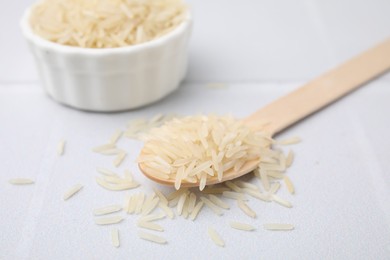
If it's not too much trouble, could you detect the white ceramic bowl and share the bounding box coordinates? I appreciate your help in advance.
[20,7,192,111]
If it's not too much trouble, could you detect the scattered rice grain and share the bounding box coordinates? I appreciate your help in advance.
[230,221,255,231]
[153,188,168,205]
[95,215,124,225]
[138,230,167,244]
[8,178,34,185]
[63,184,83,201]
[111,229,120,248]
[286,150,294,167]
[264,223,294,231]
[237,200,256,218]
[57,140,65,156]
[200,197,223,216]
[272,194,292,208]
[208,194,230,209]
[189,201,204,221]
[92,144,115,153]
[137,220,164,232]
[276,136,301,145]
[284,176,295,194]
[224,181,241,192]
[222,191,247,201]
[94,205,122,216]
[159,202,175,219]
[208,227,224,247]
[113,152,126,168]
[109,130,123,144]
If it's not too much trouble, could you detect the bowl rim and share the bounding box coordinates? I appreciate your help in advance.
[20,4,192,56]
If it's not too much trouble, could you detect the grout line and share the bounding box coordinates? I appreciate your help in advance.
[14,124,64,259]
[0,80,39,85]
[0,77,389,87]
[183,77,390,85]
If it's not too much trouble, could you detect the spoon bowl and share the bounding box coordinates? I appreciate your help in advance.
[139,153,260,187]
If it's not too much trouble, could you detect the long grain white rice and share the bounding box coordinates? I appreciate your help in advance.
[8,178,34,185]
[208,194,230,209]
[259,168,270,191]
[138,230,167,244]
[95,177,139,191]
[208,227,224,247]
[269,182,281,194]
[168,196,181,207]
[276,136,301,145]
[113,152,126,168]
[153,188,168,205]
[222,191,247,201]
[142,196,159,216]
[57,140,65,156]
[98,148,122,156]
[200,197,223,216]
[175,166,185,190]
[142,167,170,180]
[158,202,175,219]
[95,215,124,225]
[91,114,299,243]
[265,171,285,179]
[142,193,156,212]
[92,144,116,153]
[187,193,197,213]
[224,181,241,192]
[94,205,122,216]
[229,221,255,231]
[135,193,145,214]
[272,194,292,208]
[199,173,208,191]
[181,197,190,218]
[261,163,286,172]
[286,150,294,167]
[234,180,259,191]
[137,220,164,232]
[241,188,270,202]
[139,212,166,222]
[111,229,120,248]
[63,184,83,201]
[167,188,188,201]
[126,195,136,214]
[109,130,123,144]
[176,192,187,215]
[189,201,204,221]
[30,0,188,48]
[138,115,274,190]
[263,223,294,231]
[237,200,256,218]
[284,176,295,194]
[101,175,127,184]
[202,187,231,194]
[279,152,286,170]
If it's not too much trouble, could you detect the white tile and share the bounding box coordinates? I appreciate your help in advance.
[0,81,389,259]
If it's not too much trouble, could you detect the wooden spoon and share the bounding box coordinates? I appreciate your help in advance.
[139,38,390,187]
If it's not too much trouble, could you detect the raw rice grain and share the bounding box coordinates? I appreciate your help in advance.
[63,184,83,201]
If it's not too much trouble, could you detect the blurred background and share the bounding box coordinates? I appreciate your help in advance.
[1,0,389,83]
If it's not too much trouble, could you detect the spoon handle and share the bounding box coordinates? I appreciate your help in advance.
[244,38,390,135]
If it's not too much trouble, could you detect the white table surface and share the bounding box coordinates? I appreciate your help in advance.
[1,1,390,259]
